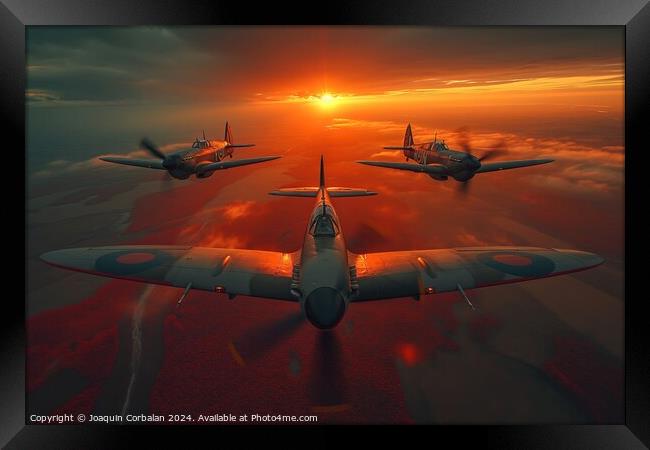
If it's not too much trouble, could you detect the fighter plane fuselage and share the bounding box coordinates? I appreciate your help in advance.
[405,141,480,182]
[297,188,351,329]
[166,139,233,179]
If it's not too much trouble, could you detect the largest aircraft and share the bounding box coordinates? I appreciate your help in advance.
[41,157,603,329]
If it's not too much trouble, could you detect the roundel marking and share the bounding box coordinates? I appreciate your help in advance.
[477,251,555,277]
[492,254,532,266]
[116,252,156,264]
[95,249,175,276]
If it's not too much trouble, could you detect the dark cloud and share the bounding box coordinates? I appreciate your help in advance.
[26,27,623,104]
[27,27,212,102]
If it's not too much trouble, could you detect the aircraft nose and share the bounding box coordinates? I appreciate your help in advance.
[162,154,182,170]
[465,156,481,171]
[303,287,346,329]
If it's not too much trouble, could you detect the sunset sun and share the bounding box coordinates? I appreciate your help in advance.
[320,92,334,103]
[318,92,337,107]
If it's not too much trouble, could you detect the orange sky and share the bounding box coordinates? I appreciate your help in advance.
[27,27,625,424]
[27,27,623,168]
[27,26,625,261]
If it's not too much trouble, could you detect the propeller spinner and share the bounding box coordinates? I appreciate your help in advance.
[454,130,508,195]
[140,138,182,172]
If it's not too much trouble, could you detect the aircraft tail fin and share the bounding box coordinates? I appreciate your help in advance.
[269,155,377,197]
[403,123,414,147]
[319,154,325,188]
[383,123,414,150]
[224,121,233,143]
[224,121,255,148]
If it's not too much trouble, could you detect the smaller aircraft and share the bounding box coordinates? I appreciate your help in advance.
[100,122,280,180]
[357,124,553,194]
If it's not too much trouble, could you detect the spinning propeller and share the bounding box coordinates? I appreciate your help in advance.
[454,127,508,196]
[140,138,184,174]
[228,311,348,410]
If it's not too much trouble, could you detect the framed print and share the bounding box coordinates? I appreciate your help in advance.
[4,0,649,447]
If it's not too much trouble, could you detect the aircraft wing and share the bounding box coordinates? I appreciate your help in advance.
[356,160,448,175]
[476,159,553,173]
[351,246,603,302]
[99,156,166,170]
[41,245,298,302]
[198,156,281,173]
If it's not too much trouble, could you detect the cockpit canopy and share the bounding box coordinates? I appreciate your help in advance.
[192,138,210,149]
[434,141,449,151]
[309,213,340,237]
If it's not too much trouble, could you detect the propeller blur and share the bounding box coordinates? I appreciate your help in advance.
[99,122,280,180]
[357,123,553,195]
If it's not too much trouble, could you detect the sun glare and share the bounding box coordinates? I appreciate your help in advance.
[317,92,338,108]
[321,92,334,103]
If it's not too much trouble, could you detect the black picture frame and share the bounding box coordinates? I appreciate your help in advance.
[5,0,649,447]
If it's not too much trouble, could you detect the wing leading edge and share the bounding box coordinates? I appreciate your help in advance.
[99,157,166,170]
[41,245,298,302]
[476,159,554,173]
[41,245,603,304]
[351,246,603,302]
[198,155,281,173]
[356,160,448,175]
[356,159,554,176]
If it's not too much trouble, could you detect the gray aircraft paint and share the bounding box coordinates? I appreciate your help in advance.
[357,123,553,183]
[40,157,603,329]
[99,122,280,180]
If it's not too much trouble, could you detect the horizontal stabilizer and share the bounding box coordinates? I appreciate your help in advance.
[476,159,554,173]
[327,187,378,197]
[99,156,165,170]
[269,187,377,197]
[383,146,412,150]
[226,144,256,148]
[269,187,319,197]
[357,160,447,175]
